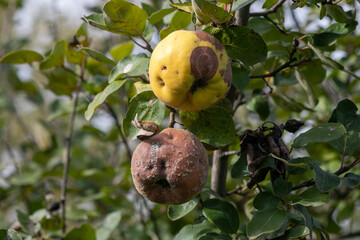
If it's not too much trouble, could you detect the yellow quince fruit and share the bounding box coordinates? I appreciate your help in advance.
[149,30,232,112]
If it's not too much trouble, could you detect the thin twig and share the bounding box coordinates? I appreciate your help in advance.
[142,198,162,240]
[221,150,241,157]
[168,106,177,128]
[60,65,85,234]
[292,157,360,191]
[263,15,289,35]
[105,103,132,161]
[250,39,310,80]
[249,0,287,17]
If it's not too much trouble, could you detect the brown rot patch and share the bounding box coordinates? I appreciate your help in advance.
[195,31,224,51]
[155,179,171,188]
[223,62,232,86]
[190,46,218,92]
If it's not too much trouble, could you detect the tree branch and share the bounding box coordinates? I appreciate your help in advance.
[60,65,85,234]
[249,38,310,80]
[104,103,132,161]
[168,106,177,128]
[249,0,287,17]
[292,157,360,191]
[211,149,229,197]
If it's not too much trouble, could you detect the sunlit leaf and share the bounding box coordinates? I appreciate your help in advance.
[191,0,232,25]
[205,25,267,66]
[110,42,134,62]
[148,8,176,25]
[294,68,318,108]
[180,106,235,148]
[103,0,148,37]
[40,40,67,70]
[108,53,149,83]
[123,91,165,139]
[0,50,43,64]
[159,11,192,39]
[171,2,193,13]
[168,197,199,221]
[85,80,127,121]
[82,13,108,31]
[81,47,115,65]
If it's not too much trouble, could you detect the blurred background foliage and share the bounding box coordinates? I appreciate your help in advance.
[0,0,360,239]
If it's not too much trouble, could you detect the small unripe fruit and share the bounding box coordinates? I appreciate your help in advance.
[131,128,209,204]
[149,30,232,112]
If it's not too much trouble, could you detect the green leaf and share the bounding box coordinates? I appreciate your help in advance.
[42,66,78,96]
[253,192,280,210]
[85,80,127,121]
[300,61,326,85]
[40,40,67,70]
[110,42,134,62]
[287,157,320,175]
[231,151,247,178]
[262,0,278,9]
[123,91,165,139]
[180,106,235,148]
[325,5,352,23]
[271,90,314,113]
[308,42,344,70]
[247,96,270,120]
[168,197,199,221]
[343,172,360,188]
[292,123,346,148]
[292,187,329,207]
[294,68,318,108]
[231,63,250,90]
[314,166,340,193]
[81,47,115,65]
[247,208,287,238]
[272,178,292,197]
[198,232,233,240]
[96,211,122,240]
[16,210,34,233]
[148,8,176,25]
[293,204,313,238]
[82,13,108,31]
[108,53,149,83]
[0,229,22,240]
[0,50,43,64]
[232,0,254,11]
[40,215,63,231]
[103,0,148,37]
[173,221,215,240]
[191,0,232,25]
[171,3,193,13]
[203,199,239,234]
[159,11,192,39]
[287,225,310,238]
[311,21,357,47]
[329,99,360,155]
[205,25,267,66]
[65,224,96,240]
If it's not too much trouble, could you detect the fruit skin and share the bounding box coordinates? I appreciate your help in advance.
[149,30,232,112]
[131,128,209,204]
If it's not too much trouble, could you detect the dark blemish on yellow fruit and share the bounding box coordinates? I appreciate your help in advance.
[162,66,167,70]
[195,31,224,51]
[223,62,232,86]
